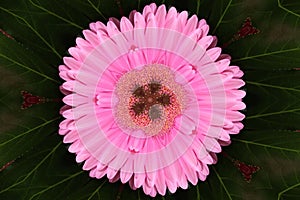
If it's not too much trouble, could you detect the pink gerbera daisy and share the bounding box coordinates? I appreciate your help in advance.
[59,3,245,197]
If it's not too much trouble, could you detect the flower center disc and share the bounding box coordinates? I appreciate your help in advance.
[115,64,185,136]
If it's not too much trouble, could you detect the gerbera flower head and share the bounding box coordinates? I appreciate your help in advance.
[59,3,245,197]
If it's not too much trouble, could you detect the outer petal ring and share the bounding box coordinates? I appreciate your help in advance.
[59,3,245,197]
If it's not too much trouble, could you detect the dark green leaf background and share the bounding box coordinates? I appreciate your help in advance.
[1,0,300,199]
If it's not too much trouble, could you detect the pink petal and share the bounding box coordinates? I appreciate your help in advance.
[68,140,81,153]
[206,47,222,62]
[134,173,146,188]
[108,17,120,28]
[229,65,244,77]
[164,13,178,30]
[149,3,157,13]
[60,86,71,96]
[166,178,177,193]
[58,128,69,136]
[62,80,75,91]
[191,140,207,159]
[145,171,156,188]
[99,145,119,165]
[107,167,118,179]
[198,35,213,50]
[63,130,78,143]
[59,119,72,131]
[89,21,107,33]
[177,115,197,135]
[228,101,246,110]
[76,149,90,162]
[164,164,179,192]
[149,187,157,197]
[95,166,107,179]
[107,21,120,37]
[197,170,208,181]
[179,155,198,185]
[129,178,137,190]
[83,157,98,170]
[76,37,93,50]
[59,67,70,81]
[155,4,166,27]
[198,19,207,29]
[142,182,152,196]
[216,58,230,73]
[233,122,244,133]
[120,17,133,32]
[108,152,128,172]
[165,7,178,30]
[128,10,137,23]
[224,79,245,89]
[155,170,166,195]
[199,24,209,37]
[68,47,82,62]
[63,94,87,107]
[201,137,222,153]
[218,53,232,60]
[66,70,77,80]
[183,15,198,35]
[227,89,246,99]
[145,13,157,28]
[134,12,146,29]
[61,108,74,119]
[83,30,100,47]
[142,4,153,18]
[219,130,231,141]
[178,11,188,30]
[209,36,218,48]
[177,174,188,189]
[120,171,133,183]
[109,171,120,183]
[63,57,81,70]
[226,110,245,121]
[188,28,203,43]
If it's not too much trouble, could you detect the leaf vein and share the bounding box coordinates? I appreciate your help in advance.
[277,182,300,200]
[87,0,107,20]
[87,180,107,200]
[0,142,62,194]
[0,117,60,147]
[246,108,300,119]
[232,48,300,62]
[0,7,62,59]
[246,81,300,93]
[278,0,300,18]
[196,184,201,200]
[233,138,300,153]
[212,0,232,34]
[29,171,84,200]
[212,167,233,200]
[29,0,83,29]
[0,52,60,84]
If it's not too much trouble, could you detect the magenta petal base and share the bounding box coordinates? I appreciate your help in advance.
[59,3,245,197]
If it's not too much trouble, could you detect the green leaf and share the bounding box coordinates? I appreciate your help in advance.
[0,0,300,200]
[244,70,300,130]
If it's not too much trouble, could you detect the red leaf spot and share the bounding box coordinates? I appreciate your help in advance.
[234,160,260,183]
[235,17,260,40]
[21,91,45,109]
[222,17,260,48]
[0,160,15,172]
[0,28,14,40]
